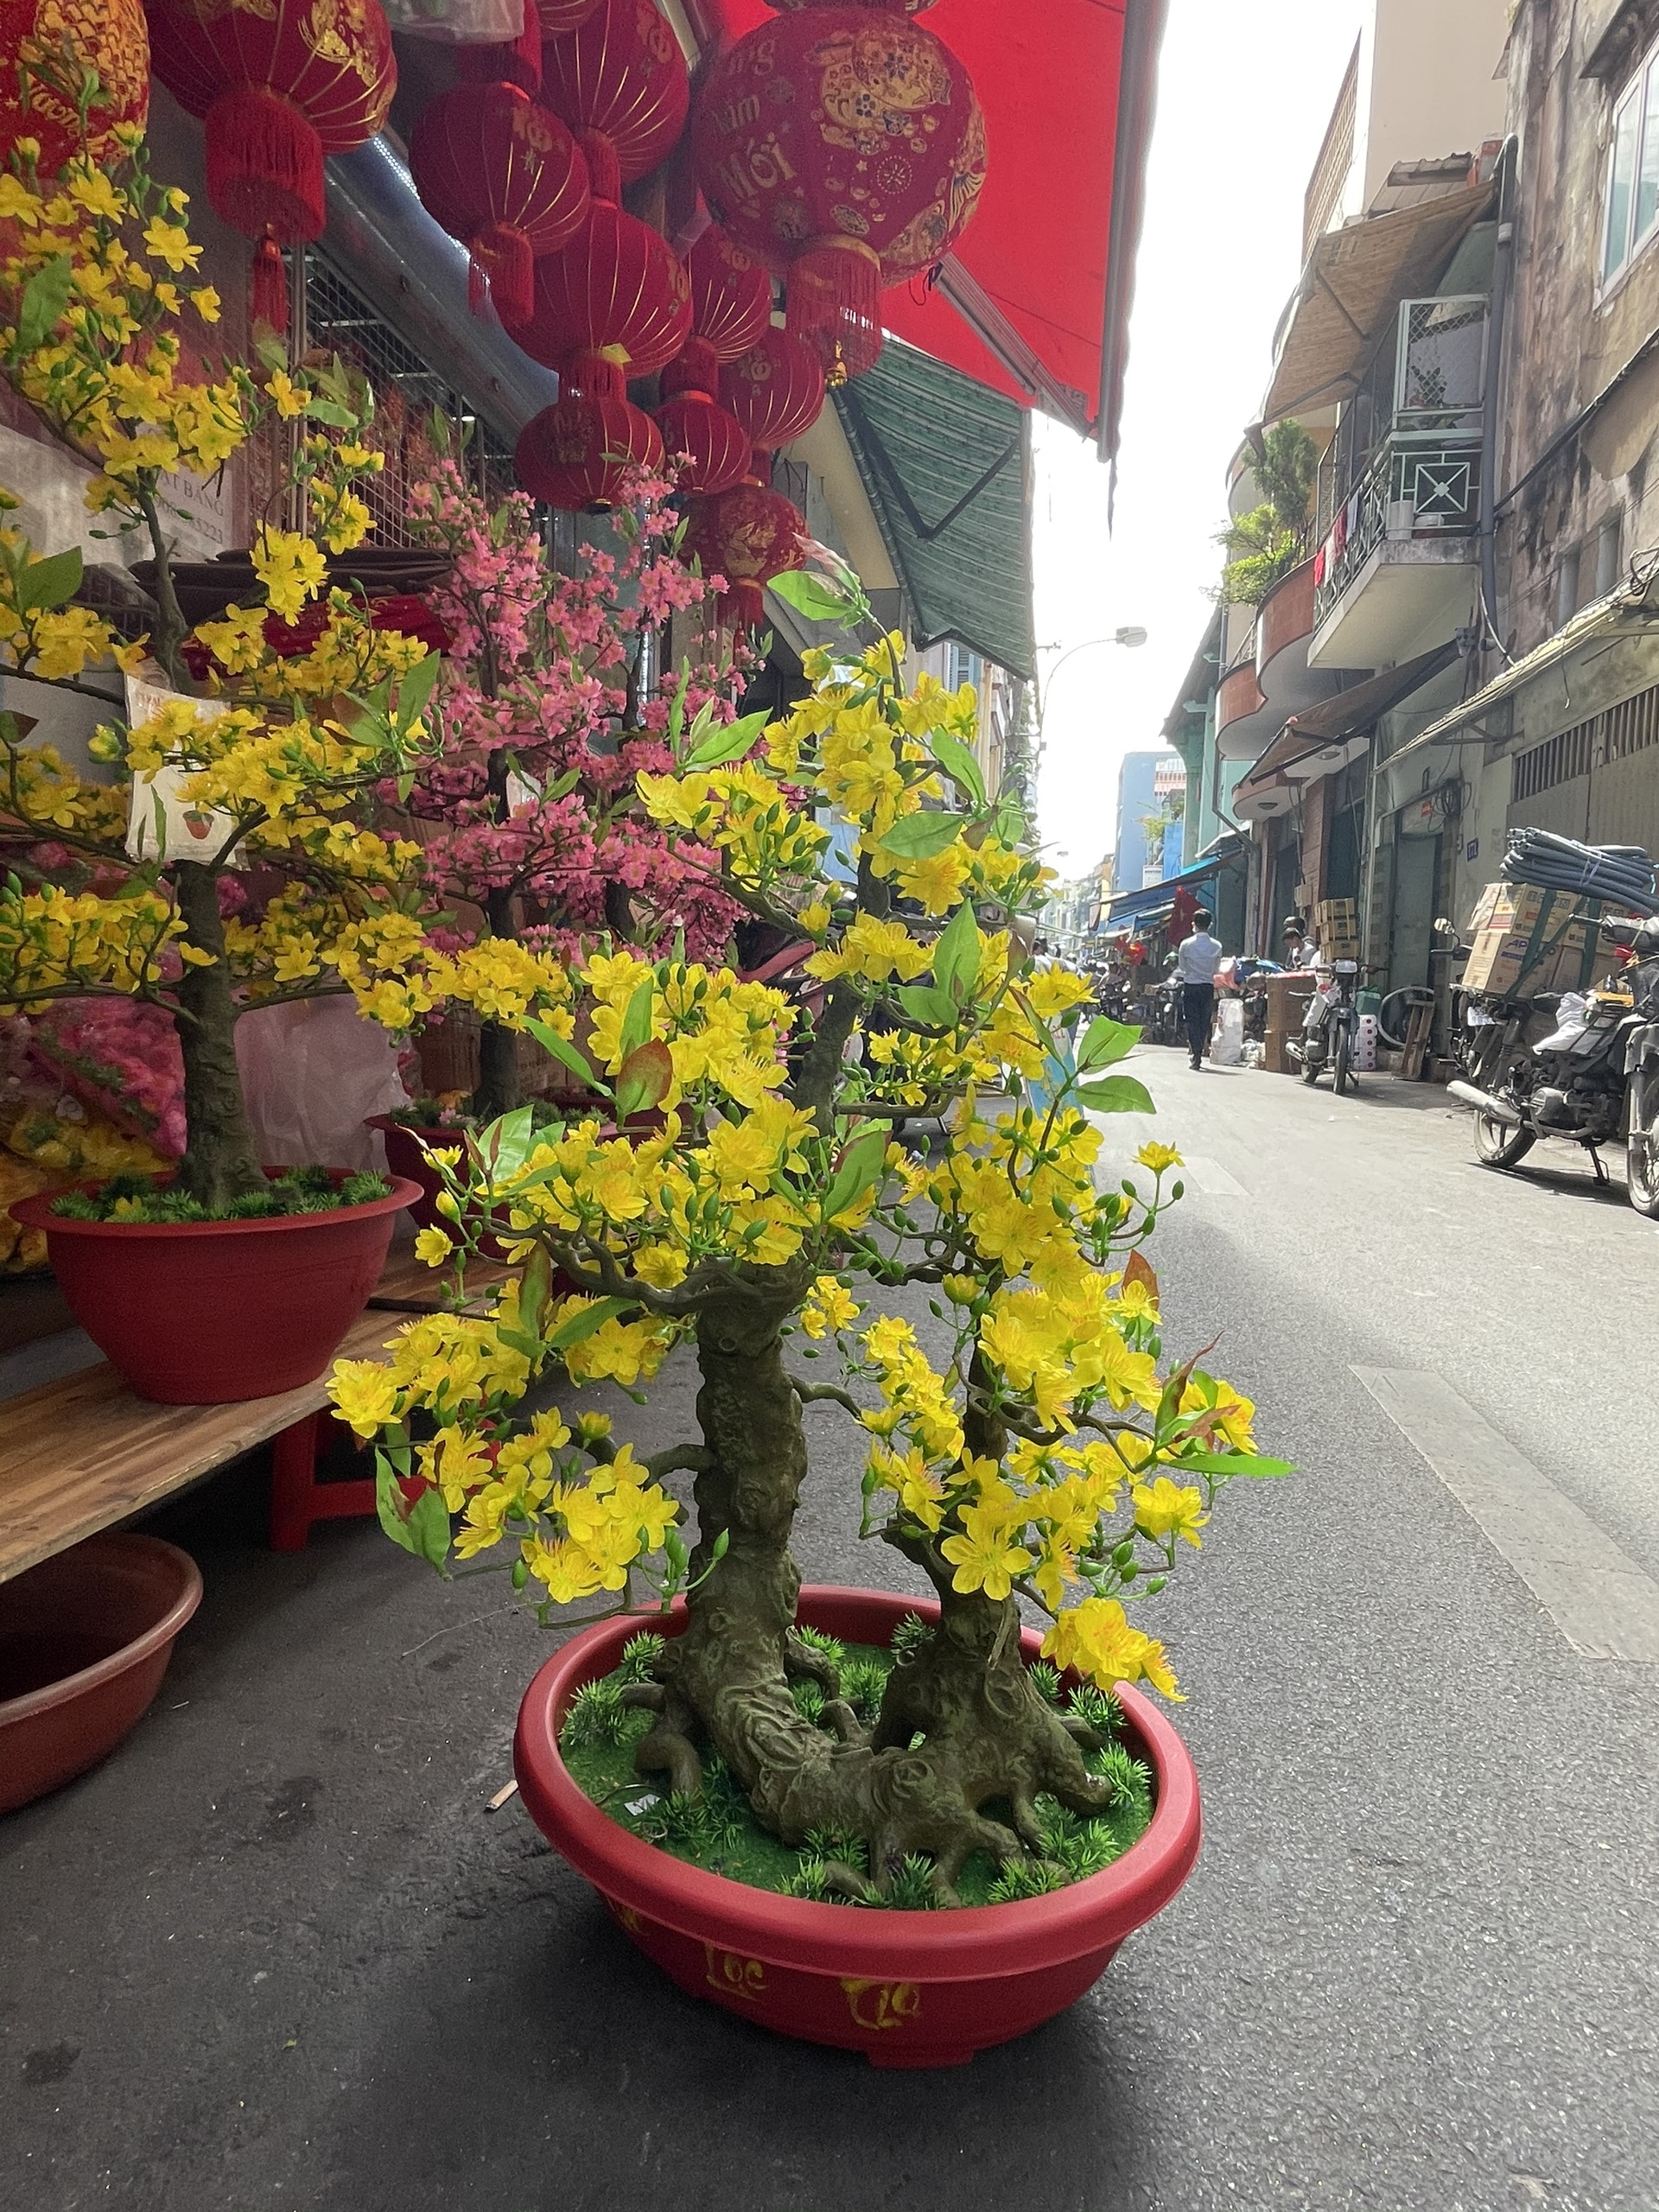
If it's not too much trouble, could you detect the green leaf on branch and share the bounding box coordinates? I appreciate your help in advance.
[548,1296,637,1351]
[823,1122,889,1220]
[18,548,82,612]
[395,651,441,729]
[894,983,960,1030]
[683,706,772,772]
[1174,1451,1294,1478]
[618,976,656,1063]
[476,1103,537,1177]
[303,397,358,429]
[770,568,860,624]
[524,1018,607,1096]
[927,732,987,808]
[666,664,691,750]
[613,1037,672,1122]
[931,898,982,1004]
[1077,1014,1141,1071]
[376,1460,450,1570]
[1075,1074,1154,1115]
[879,810,969,861]
[14,256,74,353]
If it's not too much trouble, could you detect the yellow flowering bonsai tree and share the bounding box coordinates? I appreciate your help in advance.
[0,94,496,1211]
[335,597,1287,1900]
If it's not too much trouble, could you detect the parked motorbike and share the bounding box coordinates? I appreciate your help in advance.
[1144,972,1185,1048]
[1446,916,1659,1215]
[1289,956,1367,1093]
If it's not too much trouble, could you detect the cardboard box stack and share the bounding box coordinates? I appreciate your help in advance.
[1314,897,1362,959]
[1459,883,1599,997]
[1262,971,1317,1074]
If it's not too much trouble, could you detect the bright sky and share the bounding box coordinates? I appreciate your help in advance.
[1033,0,1367,881]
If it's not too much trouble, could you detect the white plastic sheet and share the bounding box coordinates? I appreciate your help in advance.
[235,1001,410,1171]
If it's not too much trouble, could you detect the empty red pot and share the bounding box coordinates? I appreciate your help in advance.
[0,1534,202,1815]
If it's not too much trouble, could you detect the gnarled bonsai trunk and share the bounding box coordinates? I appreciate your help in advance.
[632,1290,1115,1895]
[474,887,523,1121]
[172,860,264,1208]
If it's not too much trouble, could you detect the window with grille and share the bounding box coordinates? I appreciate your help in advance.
[290,250,543,551]
[1510,679,1659,800]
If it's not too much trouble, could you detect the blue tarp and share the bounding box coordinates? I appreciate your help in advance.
[1102,836,1243,928]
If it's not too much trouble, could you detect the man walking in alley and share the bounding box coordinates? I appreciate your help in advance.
[1174,906,1225,1070]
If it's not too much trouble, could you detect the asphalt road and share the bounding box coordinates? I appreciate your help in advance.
[3,1053,1656,2212]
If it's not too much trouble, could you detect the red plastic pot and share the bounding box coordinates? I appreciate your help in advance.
[0,1534,202,1815]
[514,1585,1202,2068]
[367,1116,468,1237]
[12,1175,419,1402]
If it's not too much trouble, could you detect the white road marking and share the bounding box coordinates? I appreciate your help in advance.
[1175,1154,1249,1198]
[1352,1368,1659,1662]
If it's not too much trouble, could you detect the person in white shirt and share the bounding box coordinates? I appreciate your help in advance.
[1173,907,1225,1069]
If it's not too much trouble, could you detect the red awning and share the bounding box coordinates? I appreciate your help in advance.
[690,0,1163,456]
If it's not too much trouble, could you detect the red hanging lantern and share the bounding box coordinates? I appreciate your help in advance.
[514,350,664,510]
[410,82,589,328]
[690,2,985,383]
[685,225,772,363]
[511,133,690,378]
[655,339,751,498]
[683,475,808,632]
[719,325,825,454]
[537,0,602,28]
[454,15,543,93]
[0,0,149,181]
[538,0,688,187]
[147,0,397,336]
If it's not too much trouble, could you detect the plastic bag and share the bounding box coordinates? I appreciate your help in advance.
[235,1001,410,1172]
[380,0,524,41]
[1210,998,1244,1066]
[1535,992,1588,1056]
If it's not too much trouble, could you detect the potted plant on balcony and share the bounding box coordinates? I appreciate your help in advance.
[335,590,1288,2063]
[366,454,752,1220]
[0,99,490,1400]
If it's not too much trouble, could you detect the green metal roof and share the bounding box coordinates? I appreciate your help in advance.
[833,340,1035,681]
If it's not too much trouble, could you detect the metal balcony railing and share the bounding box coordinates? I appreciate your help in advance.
[1313,428,1482,632]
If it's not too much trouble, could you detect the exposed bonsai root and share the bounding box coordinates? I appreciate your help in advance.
[820,1697,866,1745]
[783,1630,841,1697]
[620,1682,665,1713]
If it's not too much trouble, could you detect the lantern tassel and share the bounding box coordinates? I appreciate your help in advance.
[205,86,327,246]
[474,225,536,329]
[250,232,289,338]
[787,238,884,385]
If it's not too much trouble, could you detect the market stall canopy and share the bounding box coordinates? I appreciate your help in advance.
[1236,640,1464,792]
[694,0,1165,456]
[834,338,1033,678]
[1258,181,1494,426]
[1103,836,1243,927]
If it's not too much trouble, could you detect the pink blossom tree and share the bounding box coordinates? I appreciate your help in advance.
[398,454,753,1116]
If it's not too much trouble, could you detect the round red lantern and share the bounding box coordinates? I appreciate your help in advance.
[690,3,986,381]
[0,0,149,182]
[511,136,690,378]
[656,340,752,498]
[515,352,664,510]
[685,225,772,363]
[147,0,397,334]
[683,477,808,631]
[410,83,589,328]
[538,0,688,187]
[719,325,825,454]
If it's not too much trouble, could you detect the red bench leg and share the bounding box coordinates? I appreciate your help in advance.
[269,1413,378,1552]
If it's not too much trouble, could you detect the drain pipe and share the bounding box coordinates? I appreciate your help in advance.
[1477,137,1518,663]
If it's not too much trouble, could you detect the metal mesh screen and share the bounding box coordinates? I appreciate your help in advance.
[1395,297,1486,430]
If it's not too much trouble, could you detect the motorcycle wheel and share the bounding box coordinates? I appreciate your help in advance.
[1627,1073,1659,1217]
[1333,1025,1354,1096]
[1473,1110,1535,1168]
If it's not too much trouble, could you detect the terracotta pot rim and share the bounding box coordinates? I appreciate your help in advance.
[514,1584,1201,1984]
[10,1176,422,1242]
[0,1534,203,1728]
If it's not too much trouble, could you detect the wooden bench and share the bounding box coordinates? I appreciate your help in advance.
[0,1251,503,1586]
